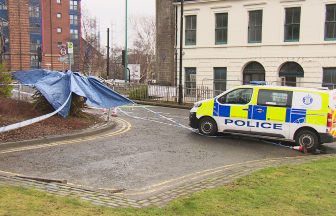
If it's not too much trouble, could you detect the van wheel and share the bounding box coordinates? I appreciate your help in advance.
[295,130,319,152]
[199,117,217,136]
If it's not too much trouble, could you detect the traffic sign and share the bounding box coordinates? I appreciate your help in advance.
[59,47,67,56]
[67,42,74,54]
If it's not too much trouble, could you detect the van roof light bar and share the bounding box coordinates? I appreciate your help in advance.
[249,81,267,86]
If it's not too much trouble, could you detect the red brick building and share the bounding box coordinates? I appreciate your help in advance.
[0,0,82,71]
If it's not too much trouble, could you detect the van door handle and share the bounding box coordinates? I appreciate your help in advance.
[242,108,249,111]
[256,108,264,113]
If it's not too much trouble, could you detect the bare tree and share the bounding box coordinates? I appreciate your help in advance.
[109,45,124,80]
[130,16,156,82]
[80,9,105,77]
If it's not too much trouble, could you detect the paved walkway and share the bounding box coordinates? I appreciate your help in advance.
[0,154,334,208]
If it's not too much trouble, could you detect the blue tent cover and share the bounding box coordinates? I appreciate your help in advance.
[13,70,133,118]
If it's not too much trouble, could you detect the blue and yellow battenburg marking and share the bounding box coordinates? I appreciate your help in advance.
[213,101,309,124]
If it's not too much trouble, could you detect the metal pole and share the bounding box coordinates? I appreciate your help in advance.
[175,4,178,102]
[107,28,110,79]
[178,0,184,104]
[49,0,53,70]
[18,0,22,70]
[124,0,128,83]
[69,53,72,71]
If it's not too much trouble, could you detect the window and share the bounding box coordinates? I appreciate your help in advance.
[57,41,63,46]
[70,29,79,39]
[56,0,61,4]
[215,13,228,44]
[325,4,336,40]
[0,3,7,10]
[257,90,292,108]
[29,22,41,33]
[185,15,197,46]
[285,7,301,42]
[248,10,263,43]
[57,27,62,33]
[323,68,336,89]
[29,6,40,18]
[70,15,78,25]
[70,0,78,10]
[30,55,39,68]
[57,13,62,18]
[214,68,227,96]
[218,88,253,105]
[30,40,41,52]
[0,19,8,27]
[243,61,266,84]
[279,62,304,87]
[185,67,196,96]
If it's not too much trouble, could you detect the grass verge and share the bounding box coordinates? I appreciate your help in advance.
[0,157,335,216]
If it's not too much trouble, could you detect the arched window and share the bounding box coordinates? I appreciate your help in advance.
[279,62,304,87]
[243,61,265,84]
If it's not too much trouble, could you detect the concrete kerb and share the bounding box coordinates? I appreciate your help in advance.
[0,154,335,209]
[0,120,117,151]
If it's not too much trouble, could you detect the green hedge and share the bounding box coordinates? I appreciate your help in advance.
[128,86,148,100]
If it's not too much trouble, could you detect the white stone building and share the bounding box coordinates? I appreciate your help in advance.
[174,0,336,95]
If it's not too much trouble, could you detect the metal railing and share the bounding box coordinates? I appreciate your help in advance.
[108,80,336,104]
[5,79,336,105]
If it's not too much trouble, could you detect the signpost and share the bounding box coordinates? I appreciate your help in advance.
[67,42,74,71]
[59,46,67,56]
[58,42,74,71]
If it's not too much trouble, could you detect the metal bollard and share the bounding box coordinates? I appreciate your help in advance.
[107,108,111,121]
[17,85,21,102]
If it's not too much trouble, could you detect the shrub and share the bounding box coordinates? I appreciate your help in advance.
[129,85,148,100]
[33,91,86,117]
[0,64,13,97]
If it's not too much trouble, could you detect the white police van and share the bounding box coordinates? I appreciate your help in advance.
[190,85,336,152]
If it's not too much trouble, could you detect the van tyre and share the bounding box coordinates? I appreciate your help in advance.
[199,117,218,136]
[295,130,319,152]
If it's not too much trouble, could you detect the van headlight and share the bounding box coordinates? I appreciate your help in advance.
[194,102,202,108]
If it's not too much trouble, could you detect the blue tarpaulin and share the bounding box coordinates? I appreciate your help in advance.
[13,70,133,118]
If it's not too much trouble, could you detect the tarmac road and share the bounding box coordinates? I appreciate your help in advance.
[0,106,335,191]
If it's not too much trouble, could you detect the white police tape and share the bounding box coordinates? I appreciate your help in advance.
[12,89,34,96]
[0,93,72,133]
[0,84,34,87]
[117,107,189,129]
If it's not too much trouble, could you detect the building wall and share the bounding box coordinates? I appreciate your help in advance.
[1,0,81,72]
[7,0,31,70]
[156,0,176,85]
[173,0,336,90]
[42,0,71,71]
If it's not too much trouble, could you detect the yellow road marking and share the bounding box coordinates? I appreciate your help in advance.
[0,170,21,176]
[0,118,132,155]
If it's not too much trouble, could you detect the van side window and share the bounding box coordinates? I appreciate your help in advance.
[257,90,293,107]
[218,88,253,105]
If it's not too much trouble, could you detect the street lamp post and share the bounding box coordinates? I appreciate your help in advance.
[178,0,184,104]
[124,0,128,83]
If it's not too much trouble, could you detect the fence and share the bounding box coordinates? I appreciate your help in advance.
[4,79,336,105]
[109,83,213,104]
[0,84,36,102]
[108,80,336,104]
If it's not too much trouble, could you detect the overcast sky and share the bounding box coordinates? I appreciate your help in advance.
[82,0,156,48]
